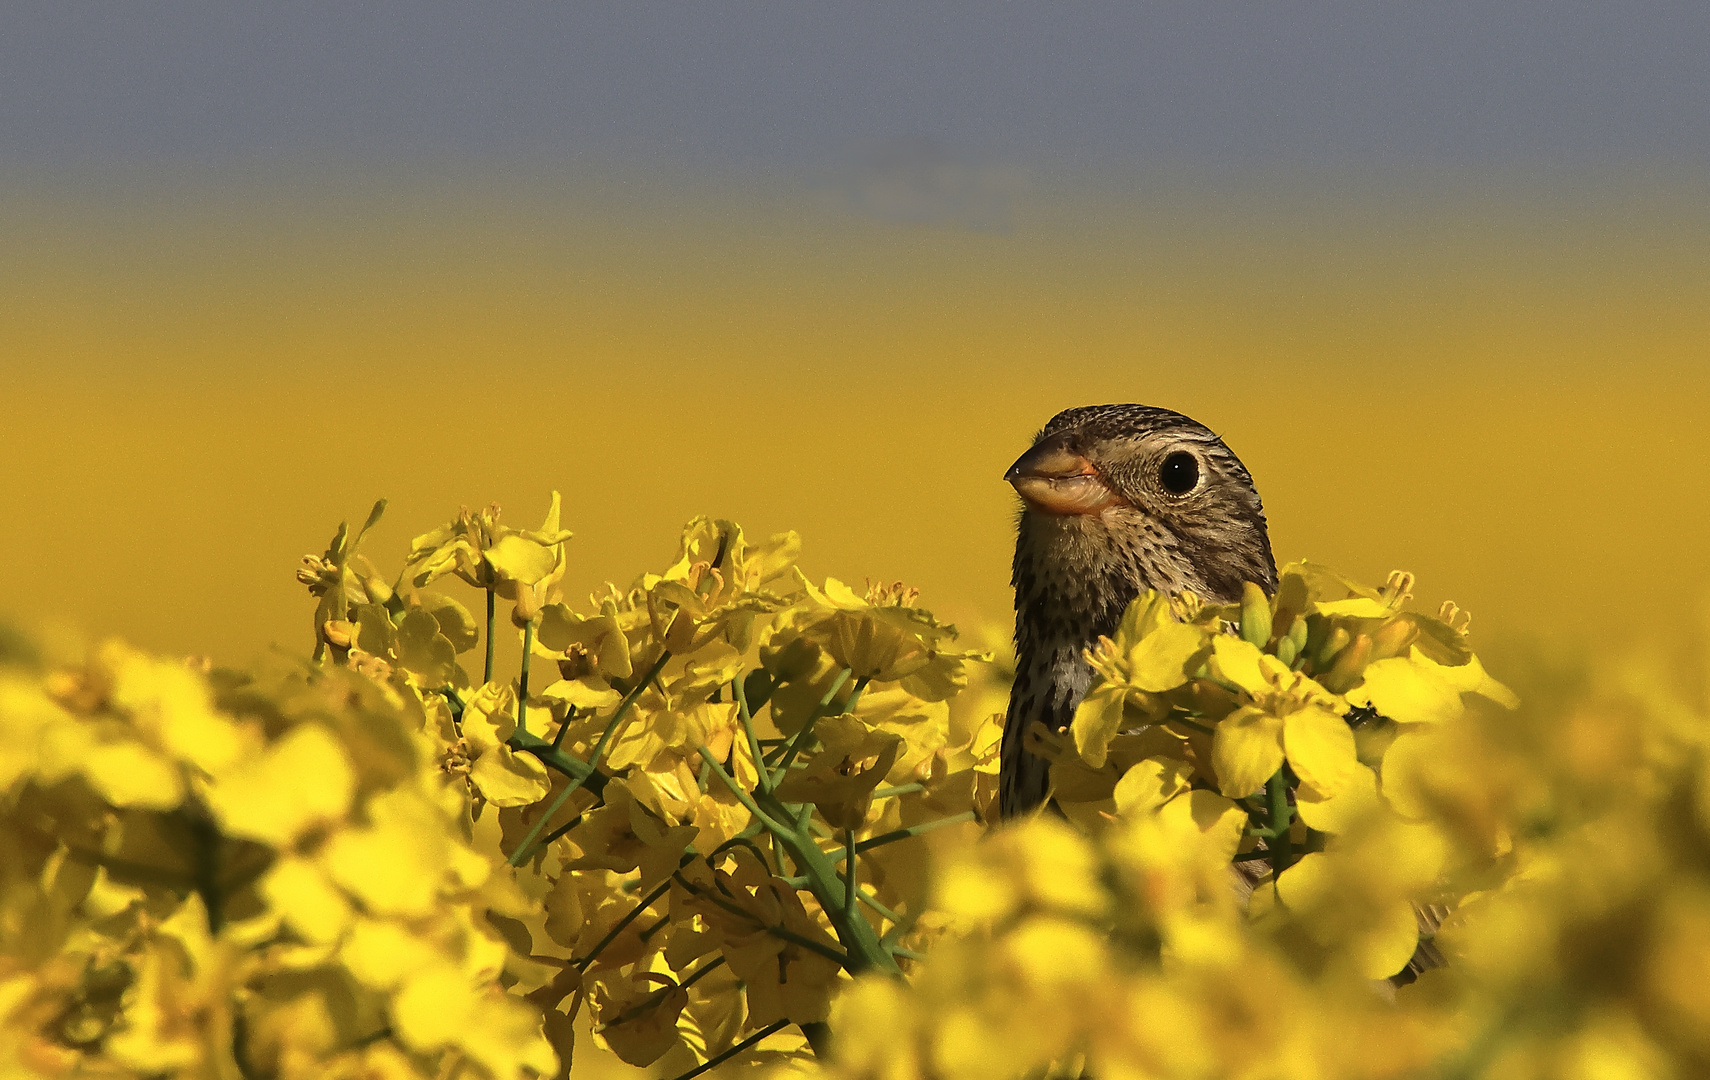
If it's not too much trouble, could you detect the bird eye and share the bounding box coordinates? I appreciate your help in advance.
[1159,451,1199,495]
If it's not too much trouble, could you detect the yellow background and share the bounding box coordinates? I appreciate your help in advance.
[4,169,1707,670]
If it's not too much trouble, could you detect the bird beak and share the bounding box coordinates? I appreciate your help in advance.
[1005,439,1124,516]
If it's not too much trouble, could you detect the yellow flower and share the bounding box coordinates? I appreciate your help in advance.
[590,973,690,1067]
[1211,706,1284,798]
[1294,764,1382,834]
[1112,757,1194,817]
[772,715,904,830]
[1349,646,1518,724]
[205,722,356,846]
[103,938,229,1075]
[260,856,353,944]
[561,786,698,890]
[1274,852,1422,980]
[321,785,487,917]
[648,516,802,653]
[349,603,463,690]
[403,493,574,626]
[535,603,631,684]
[784,572,989,694]
[663,516,801,597]
[297,499,388,652]
[458,682,552,806]
[935,816,1106,925]
[391,963,558,1078]
[681,858,845,1026]
[1281,704,1359,796]
[1069,679,1168,769]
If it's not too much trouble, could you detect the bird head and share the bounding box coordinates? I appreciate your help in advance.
[1006,404,1276,603]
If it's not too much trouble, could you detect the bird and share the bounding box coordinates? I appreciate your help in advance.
[998,403,1278,819]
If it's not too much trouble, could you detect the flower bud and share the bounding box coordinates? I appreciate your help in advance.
[1315,627,1351,669]
[321,620,354,649]
[1288,617,1310,656]
[1372,617,1418,660]
[1321,633,1373,693]
[1240,582,1273,648]
[760,633,824,682]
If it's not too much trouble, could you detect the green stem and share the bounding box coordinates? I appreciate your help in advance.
[1170,716,1217,736]
[792,872,903,926]
[508,728,600,791]
[843,828,857,919]
[508,777,589,867]
[550,706,576,752]
[841,676,871,714]
[667,1019,788,1080]
[879,908,919,949]
[697,747,793,835]
[696,674,903,981]
[508,663,676,864]
[538,814,585,850]
[586,650,672,770]
[679,955,728,991]
[1266,769,1294,878]
[769,669,854,782]
[672,872,851,968]
[710,836,776,875]
[871,783,923,799]
[484,586,496,685]
[755,795,899,977]
[508,648,674,856]
[574,877,674,971]
[838,810,978,860]
[517,619,535,737]
[734,673,769,794]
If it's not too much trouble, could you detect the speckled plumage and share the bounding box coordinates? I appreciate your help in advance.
[999,404,1278,819]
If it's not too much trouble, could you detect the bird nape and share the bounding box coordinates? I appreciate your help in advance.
[997,403,1277,820]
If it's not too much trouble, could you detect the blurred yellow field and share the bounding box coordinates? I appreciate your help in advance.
[4,172,1708,676]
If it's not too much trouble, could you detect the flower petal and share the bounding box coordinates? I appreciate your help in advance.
[1282,705,1358,796]
[1211,706,1284,798]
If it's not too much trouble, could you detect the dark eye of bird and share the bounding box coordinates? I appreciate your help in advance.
[1159,451,1199,495]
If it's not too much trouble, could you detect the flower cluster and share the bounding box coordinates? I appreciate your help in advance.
[0,497,995,1079]
[7,499,1709,1080]
[0,639,555,1078]
[808,565,1710,1079]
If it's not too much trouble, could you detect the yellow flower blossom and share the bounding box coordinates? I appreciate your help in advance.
[590,973,691,1067]
[205,722,355,845]
[773,715,904,831]
[18,503,1710,1080]
[785,571,988,693]
[404,493,574,626]
[562,786,698,890]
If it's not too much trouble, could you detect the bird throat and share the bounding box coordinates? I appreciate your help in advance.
[1001,512,1155,817]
